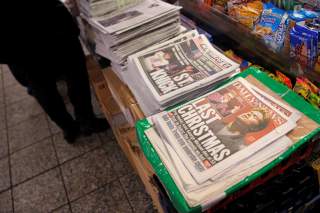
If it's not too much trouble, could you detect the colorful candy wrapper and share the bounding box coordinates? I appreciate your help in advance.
[276,70,293,88]
[253,3,288,52]
[296,0,320,11]
[300,76,320,95]
[294,77,311,98]
[224,50,251,71]
[273,0,302,10]
[315,55,320,73]
[294,77,320,108]
[283,10,308,54]
[225,50,243,64]
[270,12,289,52]
[294,23,318,64]
[228,0,263,29]
[290,29,314,72]
[308,92,320,108]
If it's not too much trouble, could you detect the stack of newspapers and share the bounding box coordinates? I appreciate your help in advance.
[144,76,303,209]
[78,0,143,18]
[127,30,240,116]
[86,0,182,81]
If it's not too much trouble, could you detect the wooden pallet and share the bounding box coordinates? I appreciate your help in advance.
[86,56,164,213]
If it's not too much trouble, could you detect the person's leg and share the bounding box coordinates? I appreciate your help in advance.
[27,74,80,142]
[62,37,110,134]
[65,38,95,121]
[7,63,33,95]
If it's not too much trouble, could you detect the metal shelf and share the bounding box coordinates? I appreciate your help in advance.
[179,0,320,85]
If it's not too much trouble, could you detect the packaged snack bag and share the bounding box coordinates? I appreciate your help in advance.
[306,21,320,52]
[253,3,288,52]
[276,70,293,88]
[224,50,243,64]
[214,0,230,11]
[294,23,318,62]
[314,55,320,73]
[228,0,263,29]
[294,77,311,98]
[283,10,308,54]
[296,0,320,11]
[294,77,320,108]
[224,50,251,70]
[300,76,320,95]
[270,12,289,51]
[272,0,298,10]
[308,92,320,108]
[290,29,314,71]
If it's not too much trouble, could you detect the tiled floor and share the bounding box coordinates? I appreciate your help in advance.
[0,65,156,212]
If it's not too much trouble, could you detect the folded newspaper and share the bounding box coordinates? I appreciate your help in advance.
[127,32,240,116]
[89,0,181,35]
[78,0,143,18]
[143,76,306,209]
[110,26,188,82]
[151,77,298,183]
[137,68,320,212]
[82,0,182,79]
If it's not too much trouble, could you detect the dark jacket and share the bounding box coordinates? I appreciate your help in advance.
[0,0,79,64]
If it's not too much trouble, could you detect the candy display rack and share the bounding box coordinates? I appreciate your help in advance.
[179,0,320,84]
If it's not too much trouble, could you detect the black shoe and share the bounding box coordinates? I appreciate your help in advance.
[79,117,110,136]
[63,126,80,144]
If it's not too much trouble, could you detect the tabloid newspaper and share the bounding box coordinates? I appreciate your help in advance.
[132,34,239,104]
[145,125,292,207]
[90,0,181,34]
[250,84,301,122]
[144,75,303,207]
[152,77,297,183]
[139,29,199,55]
[79,0,144,18]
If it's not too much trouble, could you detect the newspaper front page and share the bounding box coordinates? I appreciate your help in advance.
[133,34,239,103]
[153,78,297,183]
[250,84,301,122]
[92,0,180,34]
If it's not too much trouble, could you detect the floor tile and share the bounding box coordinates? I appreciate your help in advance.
[0,65,10,73]
[0,93,3,108]
[48,117,61,135]
[13,168,67,213]
[51,204,71,213]
[103,138,135,178]
[120,173,155,213]
[0,85,3,107]
[8,114,51,153]
[92,95,103,116]
[0,190,13,212]
[99,129,116,144]
[0,158,10,192]
[0,128,8,159]
[61,148,115,201]
[53,133,101,164]
[4,83,29,105]
[6,97,43,127]
[11,138,58,185]
[47,99,101,134]
[0,105,5,131]
[3,67,18,88]
[71,180,132,213]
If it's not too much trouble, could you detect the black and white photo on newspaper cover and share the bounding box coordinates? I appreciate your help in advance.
[151,77,297,184]
[133,34,239,103]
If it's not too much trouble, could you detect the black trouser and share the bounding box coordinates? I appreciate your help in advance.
[7,36,95,132]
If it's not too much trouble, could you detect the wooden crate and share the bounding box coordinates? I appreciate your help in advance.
[86,57,164,213]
